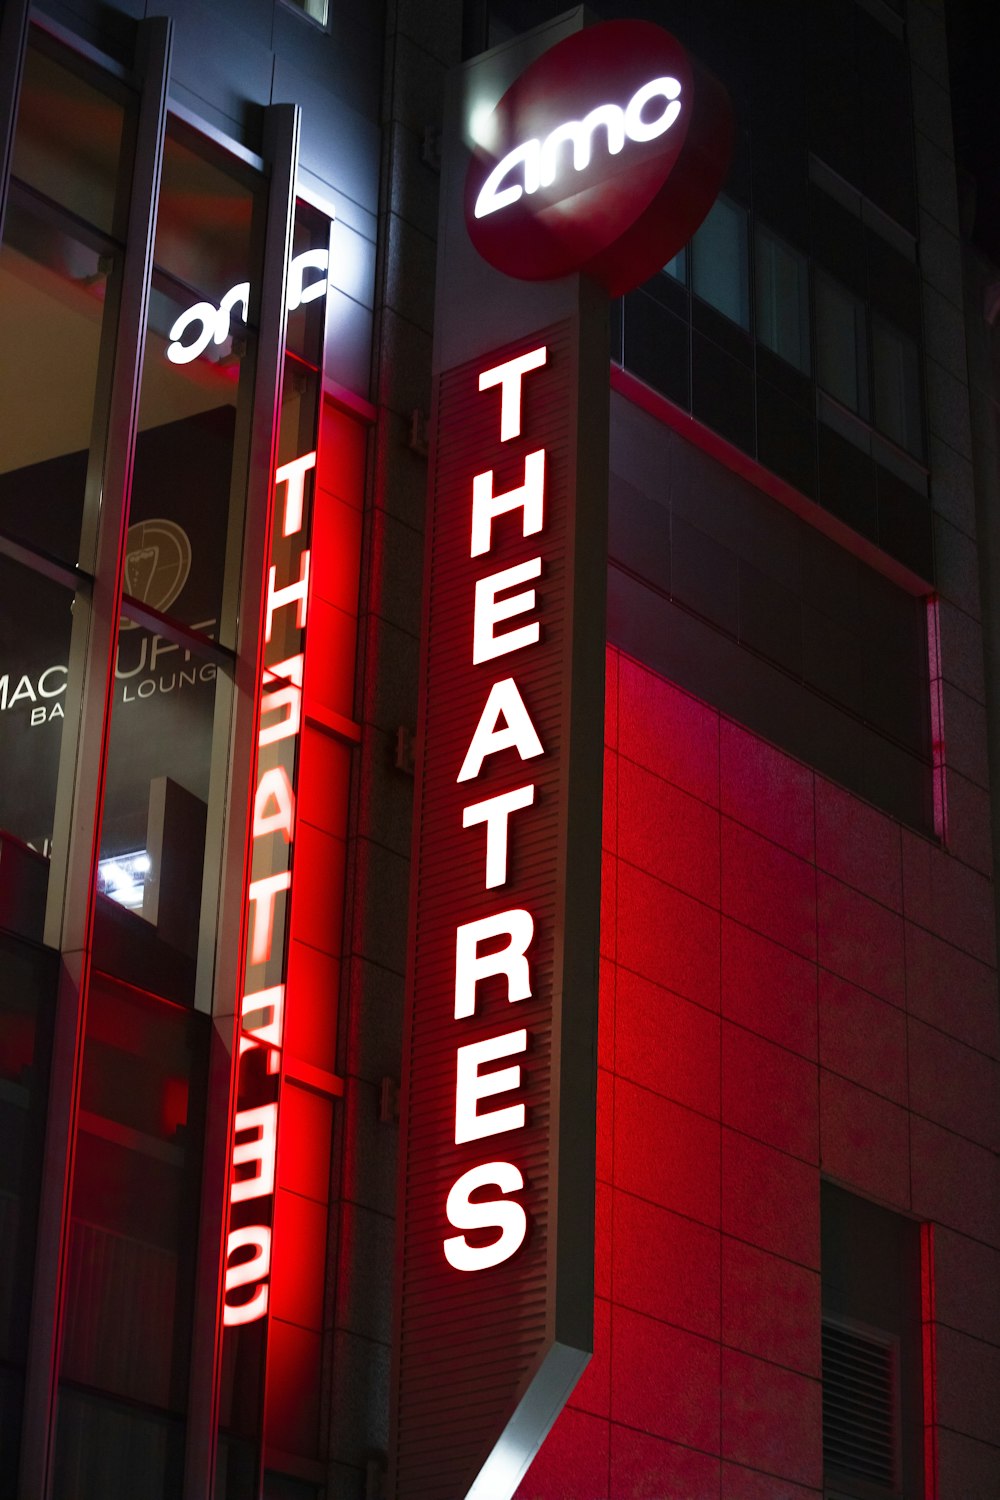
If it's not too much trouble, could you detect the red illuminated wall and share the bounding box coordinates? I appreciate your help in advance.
[515,643,1000,1499]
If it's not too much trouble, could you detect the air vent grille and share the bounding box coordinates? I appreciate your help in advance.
[822,1319,898,1491]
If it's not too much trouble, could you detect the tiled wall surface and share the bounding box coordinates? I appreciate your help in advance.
[517,645,1000,1500]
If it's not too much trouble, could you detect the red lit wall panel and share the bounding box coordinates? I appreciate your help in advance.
[519,633,1000,1497]
[611,1426,719,1500]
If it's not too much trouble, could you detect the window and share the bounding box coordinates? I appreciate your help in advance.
[281,0,329,25]
[91,122,265,1008]
[822,1184,924,1499]
[816,271,869,416]
[755,224,810,373]
[0,34,134,941]
[873,316,923,457]
[691,196,749,329]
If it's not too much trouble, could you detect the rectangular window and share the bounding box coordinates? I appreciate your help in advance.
[91,123,266,1007]
[873,316,923,457]
[691,196,749,329]
[816,271,869,416]
[0,33,135,939]
[755,224,810,373]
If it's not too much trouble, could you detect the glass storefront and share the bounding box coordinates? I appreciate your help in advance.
[0,17,350,1497]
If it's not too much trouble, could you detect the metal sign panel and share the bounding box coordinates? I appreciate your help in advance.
[392,303,606,1498]
[389,18,612,1493]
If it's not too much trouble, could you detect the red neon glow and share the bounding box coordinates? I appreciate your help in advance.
[223,451,315,1327]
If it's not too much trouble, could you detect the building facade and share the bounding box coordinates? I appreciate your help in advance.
[0,0,998,1498]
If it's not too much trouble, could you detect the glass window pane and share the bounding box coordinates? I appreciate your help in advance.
[692,196,749,329]
[153,132,256,304]
[94,635,222,1007]
[10,38,128,238]
[0,556,77,941]
[873,318,923,457]
[133,131,264,651]
[61,981,207,1409]
[662,246,687,284]
[284,200,333,366]
[816,272,869,416]
[756,224,810,373]
[130,371,239,637]
[54,1390,184,1500]
[0,200,116,566]
[2,34,132,569]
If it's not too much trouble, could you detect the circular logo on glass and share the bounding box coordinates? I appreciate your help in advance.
[120,518,193,628]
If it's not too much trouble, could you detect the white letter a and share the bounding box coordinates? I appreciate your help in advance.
[457,677,543,783]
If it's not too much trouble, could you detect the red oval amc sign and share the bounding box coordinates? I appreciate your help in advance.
[465,20,733,297]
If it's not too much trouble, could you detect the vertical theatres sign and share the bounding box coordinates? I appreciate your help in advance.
[392,17,731,1500]
[395,318,608,1500]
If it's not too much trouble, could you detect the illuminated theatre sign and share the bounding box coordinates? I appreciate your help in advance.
[465,18,732,295]
[391,17,731,1500]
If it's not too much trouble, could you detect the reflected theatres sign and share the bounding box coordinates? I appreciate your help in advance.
[222,450,315,1326]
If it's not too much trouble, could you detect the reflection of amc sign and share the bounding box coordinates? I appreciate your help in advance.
[120,518,192,626]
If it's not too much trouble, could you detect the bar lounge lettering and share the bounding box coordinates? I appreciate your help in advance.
[223,450,314,1325]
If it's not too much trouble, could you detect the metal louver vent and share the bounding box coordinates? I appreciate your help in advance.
[822,1318,898,1491]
